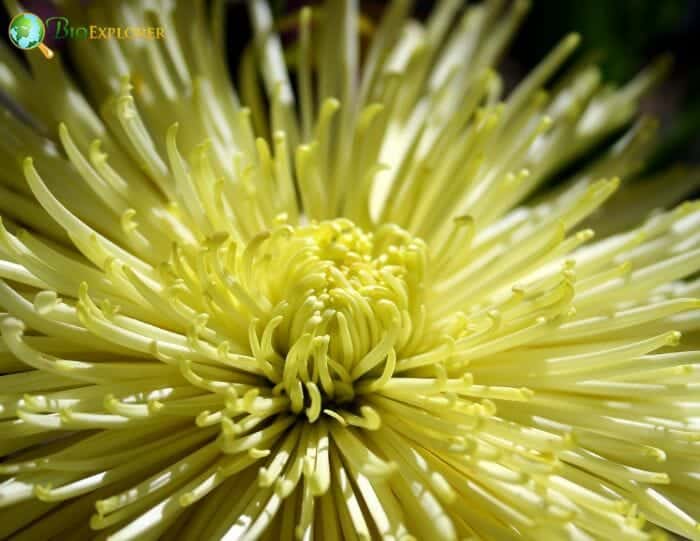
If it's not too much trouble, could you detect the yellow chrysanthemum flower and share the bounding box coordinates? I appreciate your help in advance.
[1,0,700,539]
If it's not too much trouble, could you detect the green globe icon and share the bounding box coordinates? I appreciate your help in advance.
[8,12,45,51]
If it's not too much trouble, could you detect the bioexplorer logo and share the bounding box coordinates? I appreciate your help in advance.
[8,11,165,59]
[8,12,54,58]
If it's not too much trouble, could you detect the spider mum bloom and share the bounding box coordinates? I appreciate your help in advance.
[1,0,700,539]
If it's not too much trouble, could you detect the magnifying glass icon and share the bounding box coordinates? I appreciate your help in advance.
[8,12,55,59]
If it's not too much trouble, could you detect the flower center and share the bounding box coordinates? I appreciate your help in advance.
[245,218,428,422]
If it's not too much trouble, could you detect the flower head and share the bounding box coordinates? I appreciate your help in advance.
[1,0,700,540]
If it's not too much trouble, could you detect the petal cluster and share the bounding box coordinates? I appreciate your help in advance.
[1,0,700,540]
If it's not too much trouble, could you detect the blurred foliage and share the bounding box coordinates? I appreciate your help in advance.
[271,0,288,16]
[514,0,688,82]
